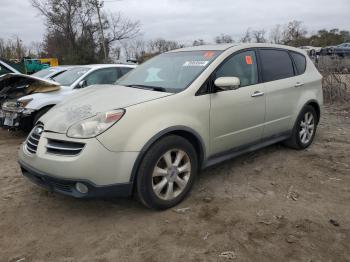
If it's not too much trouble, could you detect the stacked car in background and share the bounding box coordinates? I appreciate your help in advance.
[298,43,350,57]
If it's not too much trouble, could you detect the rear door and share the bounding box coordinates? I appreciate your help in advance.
[210,50,266,155]
[258,48,303,138]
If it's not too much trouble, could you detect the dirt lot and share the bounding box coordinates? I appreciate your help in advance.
[0,105,349,262]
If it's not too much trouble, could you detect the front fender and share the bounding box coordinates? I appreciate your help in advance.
[96,93,211,157]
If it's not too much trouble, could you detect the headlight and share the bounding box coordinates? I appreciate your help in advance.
[67,109,125,138]
[17,98,33,108]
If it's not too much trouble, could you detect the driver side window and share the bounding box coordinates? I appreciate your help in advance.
[216,50,258,87]
[84,68,120,86]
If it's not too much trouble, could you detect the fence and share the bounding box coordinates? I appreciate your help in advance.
[314,56,350,104]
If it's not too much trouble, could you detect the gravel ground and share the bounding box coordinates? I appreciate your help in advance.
[0,105,349,262]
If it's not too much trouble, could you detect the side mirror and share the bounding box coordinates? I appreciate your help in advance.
[214,77,240,91]
[78,80,87,88]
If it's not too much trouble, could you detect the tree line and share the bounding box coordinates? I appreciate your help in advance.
[1,0,349,64]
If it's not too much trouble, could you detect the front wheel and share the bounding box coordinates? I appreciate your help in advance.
[136,135,198,210]
[284,105,318,150]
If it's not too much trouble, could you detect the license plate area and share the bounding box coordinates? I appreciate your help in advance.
[3,112,18,126]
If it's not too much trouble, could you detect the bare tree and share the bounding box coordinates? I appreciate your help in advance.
[193,39,206,46]
[252,30,266,43]
[282,20,307,46]
[31,0,141,64]
[0,37,27,60]
[215,34,234,44]
[121,39,146,61]
[148,38,183,54]
[240,28,252,43]
[28,41,45,58]
[105,13,140,44]
[269,24,283,44]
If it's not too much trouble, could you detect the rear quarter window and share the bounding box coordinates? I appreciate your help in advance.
[290,52,306,75]
[259,49,295,82]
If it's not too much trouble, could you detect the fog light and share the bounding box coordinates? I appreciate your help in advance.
[75,182,89,194]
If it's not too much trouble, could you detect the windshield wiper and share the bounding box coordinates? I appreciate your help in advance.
[126,84,167,92]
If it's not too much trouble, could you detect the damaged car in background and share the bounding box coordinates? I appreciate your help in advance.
[0,74,60,130]
[0,64,136,131]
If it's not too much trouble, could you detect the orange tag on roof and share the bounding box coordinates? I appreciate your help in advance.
[204,51,215,59]
[245,55,253,65]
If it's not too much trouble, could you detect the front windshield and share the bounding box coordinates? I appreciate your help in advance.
[33,68,62,78]
[52,67,90,86]
[117,51,221,92]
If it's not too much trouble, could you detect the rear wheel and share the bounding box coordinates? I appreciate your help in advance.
[136,135,198,210]
[284,105,318,149]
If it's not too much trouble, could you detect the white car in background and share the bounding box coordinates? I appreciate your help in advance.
[1,64,136,130]
[31,66,75,80]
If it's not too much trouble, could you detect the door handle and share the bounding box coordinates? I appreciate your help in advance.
[251,91,264,97]
[294,82,304,88]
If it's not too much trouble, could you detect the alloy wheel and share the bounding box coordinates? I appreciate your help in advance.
[299,112,315,144]
[152,149,191,200]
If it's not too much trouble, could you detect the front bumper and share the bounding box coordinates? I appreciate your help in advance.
[19,159,132,198]
[18,131,140,197]
[0,107,34,128]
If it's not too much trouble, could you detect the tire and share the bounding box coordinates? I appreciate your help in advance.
[136,135,198,210]
[284,105,318,150]
[33,107,53,126]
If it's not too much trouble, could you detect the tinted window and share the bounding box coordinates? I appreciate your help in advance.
[119,67,133,76]
[0,64,13,75]
[260,49,294,82]
[84,68,120,86]
[290,52,306,75]
[215,50,258,87]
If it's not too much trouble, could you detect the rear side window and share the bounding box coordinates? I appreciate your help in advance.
[290,52,306,75]
[259,49,294,82]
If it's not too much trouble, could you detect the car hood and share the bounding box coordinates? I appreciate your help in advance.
[0,73,60,103]
[41,84,172,133]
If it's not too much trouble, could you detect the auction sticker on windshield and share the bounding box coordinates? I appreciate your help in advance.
[183,61,209,67]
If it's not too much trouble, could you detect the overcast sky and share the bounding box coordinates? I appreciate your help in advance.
[1,0,349,45]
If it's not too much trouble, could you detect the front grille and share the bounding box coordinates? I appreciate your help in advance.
[25,124,44,154]
[46,139,85,156]
[21,167,73,193]
[49,179,73,192]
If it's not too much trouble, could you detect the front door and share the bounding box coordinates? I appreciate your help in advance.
[210,50,266,155]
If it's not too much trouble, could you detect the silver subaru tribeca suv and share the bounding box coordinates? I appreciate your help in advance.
[18,43,323,209]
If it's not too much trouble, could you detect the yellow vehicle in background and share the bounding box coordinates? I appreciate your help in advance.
[39,58,59,67]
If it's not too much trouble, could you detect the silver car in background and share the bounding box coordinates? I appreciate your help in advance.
[18,43,323,209]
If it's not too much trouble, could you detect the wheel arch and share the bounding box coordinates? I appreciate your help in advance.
[305,100,321,124]
[129,126,206,187]
[33,104,56,125]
